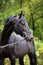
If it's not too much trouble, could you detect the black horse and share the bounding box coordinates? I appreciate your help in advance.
[0,12,37,65]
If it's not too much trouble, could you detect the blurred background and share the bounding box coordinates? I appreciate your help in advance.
[0,0,43,65]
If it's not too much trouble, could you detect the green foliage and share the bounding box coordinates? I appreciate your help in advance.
[0,1,43,64]
[35,37,43,65]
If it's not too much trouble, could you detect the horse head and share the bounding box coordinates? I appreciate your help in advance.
[1,11,33,45]
[4,11,33,41]
[9,12,33,39]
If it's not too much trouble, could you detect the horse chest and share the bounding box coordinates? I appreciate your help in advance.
[14,40,29,57]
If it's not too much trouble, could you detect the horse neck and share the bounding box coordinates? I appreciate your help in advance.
[1,26,13,45]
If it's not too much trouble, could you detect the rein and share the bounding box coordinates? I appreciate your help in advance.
[0,37,26,49]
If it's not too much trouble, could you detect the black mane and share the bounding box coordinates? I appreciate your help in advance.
[5,16,17,26]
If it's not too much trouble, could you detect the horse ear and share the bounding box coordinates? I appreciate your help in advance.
[19,11,25,18]
[21,11,25,16]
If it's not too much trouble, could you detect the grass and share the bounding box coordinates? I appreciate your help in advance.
[4,55,30,65]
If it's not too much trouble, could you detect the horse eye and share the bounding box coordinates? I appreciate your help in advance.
[19,20,25,25]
